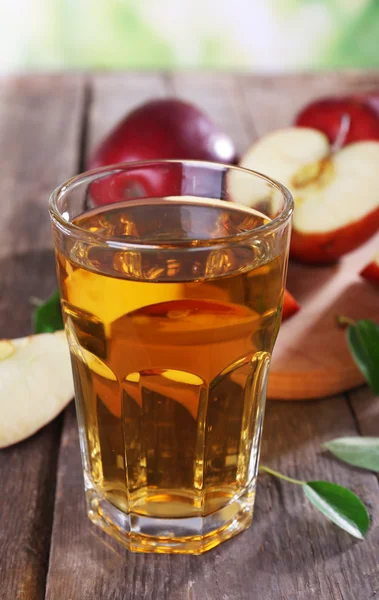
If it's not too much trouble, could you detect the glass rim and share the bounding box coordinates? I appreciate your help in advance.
[49,159,294,250]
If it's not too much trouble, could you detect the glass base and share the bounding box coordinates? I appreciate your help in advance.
[85,479,256,554]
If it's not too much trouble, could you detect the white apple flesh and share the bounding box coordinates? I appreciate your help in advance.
[0,331,73,448]
[235,127,379,263]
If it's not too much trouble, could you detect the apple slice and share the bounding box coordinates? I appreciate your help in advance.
[0,331,73,448]
[236,127,379,264]
[282,290,300,321]
[360,251,379,286]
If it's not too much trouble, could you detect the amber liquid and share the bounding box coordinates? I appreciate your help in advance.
[56,198,285,552]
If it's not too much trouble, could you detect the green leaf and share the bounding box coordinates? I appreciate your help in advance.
[33,289,64,333]
[324,437,379,472]
[303,481,370,540]
[347,320,379,394]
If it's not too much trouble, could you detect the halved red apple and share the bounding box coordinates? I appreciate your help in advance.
[236,127,379,264]
[282,290,300,321]
[360,251,379,286]
[295,97,379,147]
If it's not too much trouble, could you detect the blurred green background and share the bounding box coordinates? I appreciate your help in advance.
[1,0,379,71]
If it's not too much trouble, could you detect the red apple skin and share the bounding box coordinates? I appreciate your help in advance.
[295,97,379,146]
[88,98,237,206]
[360,259,379,286]
[290,205,379,264]
[352,94,379,117]
[282,290,300,321]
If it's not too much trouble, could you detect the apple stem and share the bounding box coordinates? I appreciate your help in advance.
[336,315,356,329]
[331,113,351,153]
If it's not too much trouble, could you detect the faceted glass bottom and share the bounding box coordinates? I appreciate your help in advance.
[85,476,256,554]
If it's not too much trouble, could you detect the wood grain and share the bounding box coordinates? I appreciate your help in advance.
[43,71,379,600]
[170,72,254,155]
[0,71,375,599]
[238,70,379,139]
[0,75,84,599]
[86,72,167,159]
[45,72,171,599]
[349,387,379,437]
[0,421,61,600]
[269,233,379,399]
[45,395,379,599]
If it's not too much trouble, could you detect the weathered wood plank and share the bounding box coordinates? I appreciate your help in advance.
[45,72,170,599]
[349,387,379,436]
[0,74,84,260]
[238,70,379,599]
[46,72,379,600]
[244,398,379,600]
[0,422,62,600]
[45,400,379,600]
[170,72,253,154]
[0,75,84,599]
[238,70,379,138]
[86,72,167,158]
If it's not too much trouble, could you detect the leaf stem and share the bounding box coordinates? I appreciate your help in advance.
[29,296,43,307]
[336,315,356,329]
[259,464,304,485]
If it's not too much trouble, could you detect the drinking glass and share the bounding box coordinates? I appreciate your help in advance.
[49,160,293,554]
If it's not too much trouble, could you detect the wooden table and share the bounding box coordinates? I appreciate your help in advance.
[1,72,379,600]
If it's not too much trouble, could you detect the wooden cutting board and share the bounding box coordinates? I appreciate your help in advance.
[268,233,379,400]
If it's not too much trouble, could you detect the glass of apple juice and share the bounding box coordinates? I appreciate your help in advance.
[49,160,293,554]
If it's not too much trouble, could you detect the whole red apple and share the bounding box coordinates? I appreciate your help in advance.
[88,98,237,206]
[295,97,379,147]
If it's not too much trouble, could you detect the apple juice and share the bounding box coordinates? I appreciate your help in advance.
[56,198,286,552]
